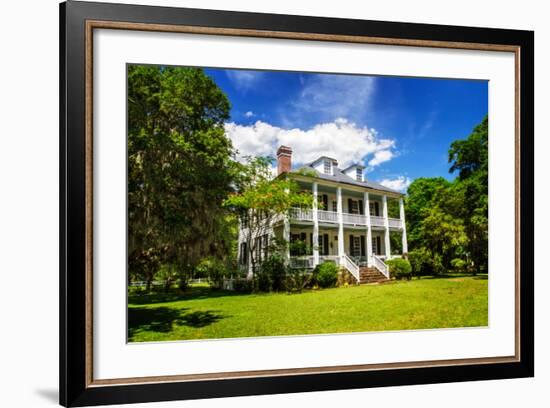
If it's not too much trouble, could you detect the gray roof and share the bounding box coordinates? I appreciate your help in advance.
[292,164,402,195]
[342,163,366,172]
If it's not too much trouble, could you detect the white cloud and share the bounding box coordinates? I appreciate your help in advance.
[224,118,396,170]
[368,150,394,166]
[226,70,263,92]
[287,74,376,126]
[244,111,255,118]
[379,176,411,192]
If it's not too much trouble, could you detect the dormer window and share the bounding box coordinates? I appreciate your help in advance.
[323,159,332,175]
[356,168,363,181]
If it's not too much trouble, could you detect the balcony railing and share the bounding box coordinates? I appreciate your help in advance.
[370,215,386,227]
[318,210,338,223]
[290,208,402,229]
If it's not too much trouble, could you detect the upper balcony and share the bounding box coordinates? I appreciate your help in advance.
[289,208,403,230]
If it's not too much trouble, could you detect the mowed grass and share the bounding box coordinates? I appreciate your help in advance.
[128,276,488,342]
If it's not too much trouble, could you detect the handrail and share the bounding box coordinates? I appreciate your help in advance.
[342,254,360,283]
[318,209,338,223]
[372,254,390,278]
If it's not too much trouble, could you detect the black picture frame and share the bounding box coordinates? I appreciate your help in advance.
[60,1,534,406]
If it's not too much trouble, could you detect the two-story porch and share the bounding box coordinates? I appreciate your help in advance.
[275,178,408,282]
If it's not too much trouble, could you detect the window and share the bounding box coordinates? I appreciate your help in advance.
[356,168,362,181]
[332,200,337,212]
[369,202,380,216]
[351,236,361,257]
[241,213,249,228]
[262,234,269,260]
[323,159,332,175]
[349,199,359,214]
[318,235,324,256]
[239,242,248,264]
[372,236,381,255]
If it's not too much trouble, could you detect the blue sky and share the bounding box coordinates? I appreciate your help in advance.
[204,67,488,191]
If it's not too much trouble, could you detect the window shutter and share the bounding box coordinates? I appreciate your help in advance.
[376,236,381,255]
[323,194,328,211]
[359,200,364,215]
[349,235,353,256]
[375,202,380,216]
[324,234,329,255]
[360,236,365,256]
[348,198,352,213]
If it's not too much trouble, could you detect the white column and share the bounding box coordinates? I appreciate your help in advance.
[399,197,408,255]
[364,192,373,267]
[382,195,391,258]
[312,182,319,266]
[283,213,290,265]
[337,187,345,263]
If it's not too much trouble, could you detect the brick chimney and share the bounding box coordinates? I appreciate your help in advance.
[277,145,292,175]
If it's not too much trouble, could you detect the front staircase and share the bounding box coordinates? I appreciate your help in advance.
[359,266,388,284]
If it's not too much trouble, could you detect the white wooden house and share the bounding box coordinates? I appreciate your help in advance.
[237,146,408,284]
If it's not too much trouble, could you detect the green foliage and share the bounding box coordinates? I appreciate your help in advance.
[233,279,254,293]
[386,258,412,280]
[260,254,287,291]
[451,258,467,273]
[284,269,311,293]
[255,270,273,293]
[407,248,433,277]
[127,65,238,286]
[314,262,339,288]
[449,116,488,181]
[224,155,313,271]
[197,258,227,289]
[405,115,488,275]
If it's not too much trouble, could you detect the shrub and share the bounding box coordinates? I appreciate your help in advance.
[314,262,338,288]
[451,258,467,273]
[284,269,311,293]
[197,258,227,289]
[233,278,253,293]
[386,258,412,280]
[254,271,272,292]
[408,248,432,277]
[260,254,287,291]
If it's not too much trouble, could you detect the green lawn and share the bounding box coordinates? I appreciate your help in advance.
[128,276,488,342]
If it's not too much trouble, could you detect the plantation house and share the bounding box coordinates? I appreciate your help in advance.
[237,146,408,284]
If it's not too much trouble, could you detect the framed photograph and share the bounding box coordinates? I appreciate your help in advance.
[60,1,534,406]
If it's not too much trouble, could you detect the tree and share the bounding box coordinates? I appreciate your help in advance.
[405,177,451,248]
[448,115,488,274]
[448,116,488,181]
[224,156,313,276]
[127,65,238,287]
[404,115,488,275]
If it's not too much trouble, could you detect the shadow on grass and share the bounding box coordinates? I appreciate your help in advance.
[128,306,226,340]
[129,286,250,305]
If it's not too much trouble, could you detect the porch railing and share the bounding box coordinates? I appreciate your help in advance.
[289,208,313,221]
[370,215,386,227]
[318,210,338,223]
[388,218,403,229]
[342,254,360,282]
[372,254,390,278]
[289,256,314,269]
[289,208,402,229]
[342,213,366,225]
